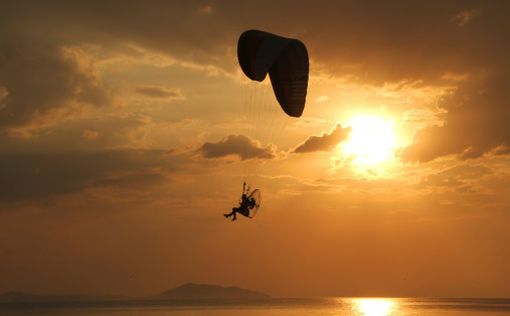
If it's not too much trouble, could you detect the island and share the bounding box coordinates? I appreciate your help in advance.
[0,283,271,306]
[154,283,271,300]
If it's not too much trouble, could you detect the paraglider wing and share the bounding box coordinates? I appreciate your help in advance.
[237,30,309,117]
[268,40,308,117]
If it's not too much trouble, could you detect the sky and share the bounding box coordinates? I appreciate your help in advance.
[1,0,510,298]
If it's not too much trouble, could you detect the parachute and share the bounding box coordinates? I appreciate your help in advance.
[237,30,309,117]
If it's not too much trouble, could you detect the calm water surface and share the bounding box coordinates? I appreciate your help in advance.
[2,298,510,316]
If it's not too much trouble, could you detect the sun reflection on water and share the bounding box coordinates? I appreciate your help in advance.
[352,298,397,316]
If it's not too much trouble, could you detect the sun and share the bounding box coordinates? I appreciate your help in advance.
[342,115,397,168]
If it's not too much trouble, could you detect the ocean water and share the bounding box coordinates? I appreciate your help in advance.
[2,298,510,316]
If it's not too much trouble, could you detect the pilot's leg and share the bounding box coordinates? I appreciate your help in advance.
[224,207,235,218]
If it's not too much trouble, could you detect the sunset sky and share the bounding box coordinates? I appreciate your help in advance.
[1,1,510,298]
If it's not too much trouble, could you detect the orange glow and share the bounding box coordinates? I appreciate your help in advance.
[342,115,398,169]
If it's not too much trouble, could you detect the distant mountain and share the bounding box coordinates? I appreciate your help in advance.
[0,284,270,304]
[154,283,271,300]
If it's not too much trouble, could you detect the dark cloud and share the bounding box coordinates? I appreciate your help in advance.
[135,86,182,99]
[293,124,351,153]
[0,1,235,70]
[0,34,112,131]
[0,150,172,202]
[401,69,510,162]
[200,134,275,160]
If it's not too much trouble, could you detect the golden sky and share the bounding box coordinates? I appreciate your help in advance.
[1,1,510,298]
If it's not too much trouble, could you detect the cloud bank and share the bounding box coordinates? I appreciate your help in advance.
[0,37,111,132]
[401,69,510,162]
[0,150,173,202]
[2,1,510,162]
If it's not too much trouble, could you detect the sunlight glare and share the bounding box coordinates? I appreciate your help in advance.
[354,298,396,316]
[342,115,397,168]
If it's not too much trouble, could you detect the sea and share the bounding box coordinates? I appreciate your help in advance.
[2,298,510,316]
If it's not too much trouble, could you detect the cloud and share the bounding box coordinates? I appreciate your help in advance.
[419,164,493,193]
[293,124,351,153]
[0,2,506,83]
[401,69,510,162]
[451,9,481,27]
[492,145,510,156]
[0,35,112,132]
[0,2,481,82]
[1,2,507,92]
[81,129,99,140]
[197,4,213,15]
[200,134,275,160]
[0,150,174,202]
[135,86,183,99]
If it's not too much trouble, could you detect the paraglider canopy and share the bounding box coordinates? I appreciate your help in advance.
[237,30,309,117]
